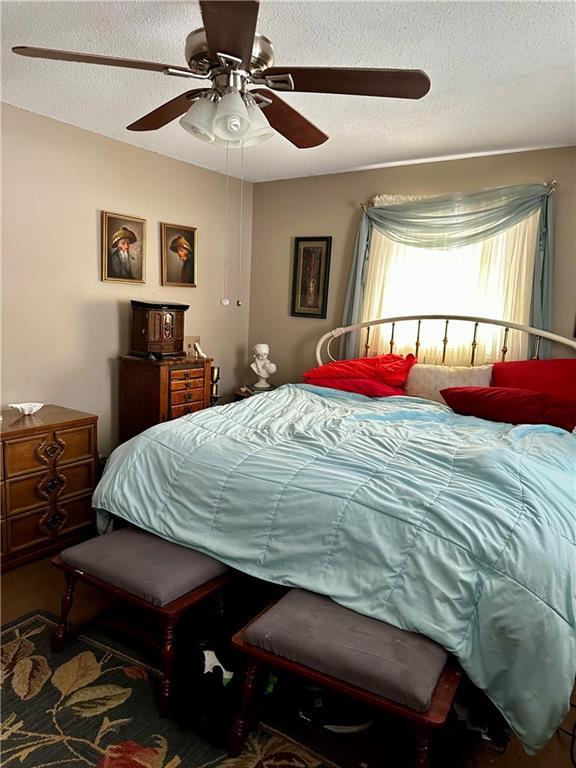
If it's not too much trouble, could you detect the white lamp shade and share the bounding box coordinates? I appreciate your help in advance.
[179,96,217,143]
[213,91,252,141]
[242,99,275,146]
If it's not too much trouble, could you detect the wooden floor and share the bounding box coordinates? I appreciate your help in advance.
[2,557,574,768]
[2,555,110,626]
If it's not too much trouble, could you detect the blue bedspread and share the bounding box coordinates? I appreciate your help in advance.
[94,384,576,752]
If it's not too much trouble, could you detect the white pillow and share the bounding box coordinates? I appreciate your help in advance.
[405,364,493,403]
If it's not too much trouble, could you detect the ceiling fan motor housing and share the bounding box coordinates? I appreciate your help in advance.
[185,28,275,75]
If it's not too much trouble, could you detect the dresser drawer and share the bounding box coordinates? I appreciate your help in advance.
[170,368,204,381]
[5,471,50,515]
[7,506,53,552]
[170,378,204,392]
[7,496,93,554]
[5,460,95,517]
[170,389,204,406]
[59,495,94,536]
[3,433,52,477]
[61,460,95,497]
[170,403,204,419]
[56,424,96,465]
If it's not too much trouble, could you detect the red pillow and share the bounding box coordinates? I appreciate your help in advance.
[491,359,576,400]
[441,386,576,431]
[304,354,416,387]
[307,377,404,398]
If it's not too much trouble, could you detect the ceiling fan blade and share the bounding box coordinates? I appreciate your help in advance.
[199,1,259,68]
[251,89,328,149]
[261,67,431,99]
[127,90,208,131]
[12,46,194,76]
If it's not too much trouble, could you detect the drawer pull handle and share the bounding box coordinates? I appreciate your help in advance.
[184,371,193,379]
[184,381,194,389]
[42,478,62,495]
[37,441,64,460]
[43,512,64,531]
[184,393,194,402]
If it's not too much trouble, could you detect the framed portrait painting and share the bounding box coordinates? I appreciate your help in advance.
[161,223,197,287]
[290,236,331,318]
[102,211,146,283]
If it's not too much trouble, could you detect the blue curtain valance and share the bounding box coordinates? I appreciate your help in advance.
[342,183,554,359]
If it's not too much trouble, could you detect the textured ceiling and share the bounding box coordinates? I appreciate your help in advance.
[2,1,575,182]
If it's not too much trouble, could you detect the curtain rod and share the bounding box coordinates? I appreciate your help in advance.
[359,180,560,209]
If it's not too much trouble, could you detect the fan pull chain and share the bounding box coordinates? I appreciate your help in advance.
[220,142,230,306]
[236,141,244,307]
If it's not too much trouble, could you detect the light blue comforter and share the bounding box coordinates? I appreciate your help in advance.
[94,384,576,752]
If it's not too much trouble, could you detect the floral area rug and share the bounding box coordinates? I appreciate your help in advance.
[1,613,339,768]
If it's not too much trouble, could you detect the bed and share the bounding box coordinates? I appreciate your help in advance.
[93,315,576,755]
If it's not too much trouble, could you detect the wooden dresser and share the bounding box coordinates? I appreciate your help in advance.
[0,405,98,571]
[119,356,212,443]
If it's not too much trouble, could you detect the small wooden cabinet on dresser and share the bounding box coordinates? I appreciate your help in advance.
[119,356,212,443]
[0,405,98,572]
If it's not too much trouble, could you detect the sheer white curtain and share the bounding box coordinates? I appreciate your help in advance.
[361,212,540,365]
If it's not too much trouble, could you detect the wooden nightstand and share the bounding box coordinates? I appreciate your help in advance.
[119,356,212,442]
[233,387,276,402]
[233,387,254,402]
[0,404,98,572]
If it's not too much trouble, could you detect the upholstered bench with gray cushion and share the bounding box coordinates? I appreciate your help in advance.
[229,589,461,768]
[52,527,232,715]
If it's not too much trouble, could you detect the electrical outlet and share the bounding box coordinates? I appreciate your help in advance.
[184,335,200,356]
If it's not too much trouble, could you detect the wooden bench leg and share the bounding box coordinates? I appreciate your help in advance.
[158,620,176,717]
[228,661,260,756]
[414,727,432,768]
[52,572,77,653]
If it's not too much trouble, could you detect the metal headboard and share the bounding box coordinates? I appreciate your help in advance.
[315,314,576,366]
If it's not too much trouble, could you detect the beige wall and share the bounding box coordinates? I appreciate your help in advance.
[250,147,576,385]
[1,105,253,454]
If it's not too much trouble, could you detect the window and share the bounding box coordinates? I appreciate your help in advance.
[361,212,540,365]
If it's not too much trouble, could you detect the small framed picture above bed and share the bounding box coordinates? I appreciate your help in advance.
[290,236,331,318]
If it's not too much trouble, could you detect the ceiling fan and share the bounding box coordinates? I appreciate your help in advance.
[12,0,431,149]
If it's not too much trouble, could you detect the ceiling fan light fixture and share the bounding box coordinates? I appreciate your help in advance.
[212,89,252,141]
[179,91,219,142]
[241,94,275,146]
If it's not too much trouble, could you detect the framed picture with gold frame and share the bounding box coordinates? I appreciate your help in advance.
[161,223,198,287]
[290,236,331,318]
[101,211,146,283]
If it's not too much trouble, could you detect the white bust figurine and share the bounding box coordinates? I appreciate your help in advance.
[250,343,277,389]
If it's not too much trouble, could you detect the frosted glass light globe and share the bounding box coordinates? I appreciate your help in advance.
[242,96,275,146]
[213,91,251,141]
[179,94,218,143]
